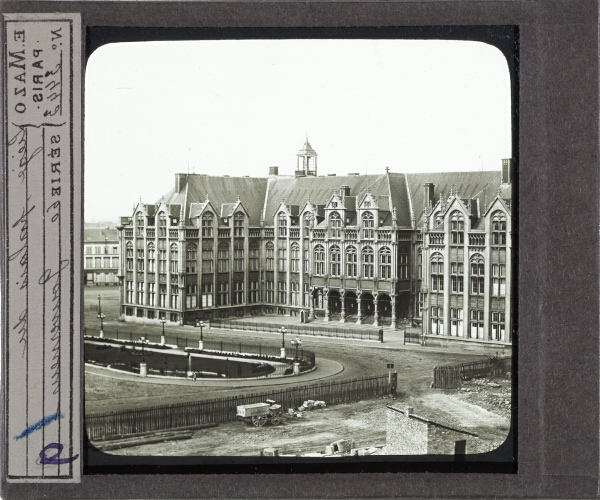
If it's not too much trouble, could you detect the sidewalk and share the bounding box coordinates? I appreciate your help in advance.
[85,357,344,388]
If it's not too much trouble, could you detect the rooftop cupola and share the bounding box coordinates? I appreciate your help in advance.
[296,138,318,177]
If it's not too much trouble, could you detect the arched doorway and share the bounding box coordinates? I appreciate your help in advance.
[328,290,342,315]
[378,294,392,325]
[361,293,375,321]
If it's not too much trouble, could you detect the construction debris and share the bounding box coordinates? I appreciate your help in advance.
[297,400,326,412]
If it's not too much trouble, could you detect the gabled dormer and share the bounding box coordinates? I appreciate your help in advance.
[357,191,379,238]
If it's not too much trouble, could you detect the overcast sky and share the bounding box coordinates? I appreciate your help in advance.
[85,39,511,223]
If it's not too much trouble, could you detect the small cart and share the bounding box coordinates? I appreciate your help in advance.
[236,400,282,427]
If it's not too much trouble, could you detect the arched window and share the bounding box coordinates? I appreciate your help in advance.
[303,213,312,237]
[330,245,341,276]
[330,212,341,238]
[265,242,274,271]
[451,211,464,244]
[158,212,167,237]
[434,212,443,228]
[291,243,300,272]
[362,246,374,278]
[147,242,155,273]
[470,254,484,295]
[126,241,133,271]
[362,212,374,239]
[431,252,444,292]
[186,243,197,273]
[379,247,392,279]
[492,211,507,245]
[136,212,144,236]
[170,243,179,273]
[278,212,287,237]
[234,240,244,272]
[346,246,357,277]
[202,212,214,237]
[234,212,244,237]
[218,242,229,272]
[314,244,325,275]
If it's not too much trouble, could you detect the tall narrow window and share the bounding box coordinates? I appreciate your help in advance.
[249,281,259,303]
[266,242,274,271]
[218,243,229,272]
[490,311,505,340]
[492,264,506,296]
[170,244,178,273]
[362,246,374,278]
[137,248,144,272]
[362,212,374,239]
[201,283,213,307]
[314,244,325,275]
[304,283,310,307]
[158,249,167,273]
[249,245,259,271]
[278,245,287,273]
[492,212,507,246]
[170,285,179,309]
[126,281,133,303]
[303,249,310,273]
[278,281,287,304]
[148,283,155,306]
[431,306,443,334]
[431,253,444,292]
[418,252,422,279]
[202,247,213,273]
[136,212,144,236]
[202,213,214,237]
[158,212,167,237]
[470,254,485,295]
[233,282,244,304]
[234,241,244,272]
[234,212,244,237]
[379,247,391,279]
[303,214,312,237]
[291,243,300,272]
[450,211,464,244]
[451,262,464,294]
[330,212,341,238]
[470,309,484,339]
[278,212,287,237]
[346,246,357,277]
[450,308,463,336]
[159,284,167,307]
[265,281,274,303]
[126,242,133,271]
[290,282,299,306]
[137,282,144,305]
[218,282,229,305]
[186,243,197,273]
[330,245,341,276]
[147,243,155,273]
[186,284,197,308]
[399,253,408,280]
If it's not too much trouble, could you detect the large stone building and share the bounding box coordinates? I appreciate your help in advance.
[117,140,512,345]
[84,227,120,286]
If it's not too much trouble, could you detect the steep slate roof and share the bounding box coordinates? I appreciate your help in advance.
[84,227,119,242]
[162,175,268,226]
[406,171,503,227]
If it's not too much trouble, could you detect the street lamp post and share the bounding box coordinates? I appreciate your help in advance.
[279,326,287,359]
[290,337,302,375]
[97,294,106,338]
[197,321,206,350]
[159,318,167,345]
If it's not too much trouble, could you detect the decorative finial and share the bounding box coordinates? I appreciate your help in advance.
[392,207,397,222]
[205,193,209,203]
[237,193,241,203]
[411,208,416,228]
[385,166,390,174]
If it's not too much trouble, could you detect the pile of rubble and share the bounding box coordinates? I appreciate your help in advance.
[288,400,326,417]
[263,439,385,457]
[456,376,512,416]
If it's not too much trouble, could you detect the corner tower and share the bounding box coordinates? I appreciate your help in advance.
[296,138,318,177]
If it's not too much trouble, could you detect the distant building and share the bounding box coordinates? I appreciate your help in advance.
[385,405,478,456]
[116,140,512,345]
[84,228,120,286]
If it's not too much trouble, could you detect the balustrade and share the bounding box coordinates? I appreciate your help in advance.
[313,229,326,239]
[429,232,444,245]
[468,233,485,246]
[169,229,178,238]
[124,229,133,238]
[185,229,199,239]
[249,228,261,237]
[218,228,231,238]
[290,228,300,239]
[377,230,392,241]
[146,228,155,238]
[344,229,358,240]
[264,228,274,238]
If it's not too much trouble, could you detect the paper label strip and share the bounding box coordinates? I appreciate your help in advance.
[4,13,81,483]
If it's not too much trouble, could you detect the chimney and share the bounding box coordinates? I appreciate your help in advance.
[405,407,413,418]
[340,185,351,198]
[423,183,434,211]
[269,166,279,176]
[501,159,512,184]
[175,173,187,193]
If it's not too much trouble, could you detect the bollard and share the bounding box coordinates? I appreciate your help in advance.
[293,361,300,375]
[198,340,204,350]
[160,335,165,346]
[280,347,286,359]
[139,362,147,377]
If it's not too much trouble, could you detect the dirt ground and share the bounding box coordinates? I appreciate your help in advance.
[101,374,511,457]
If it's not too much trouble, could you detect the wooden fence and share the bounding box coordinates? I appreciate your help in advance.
[86,373,397,440]
[432,356,512,389]
[210,318,383,342]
